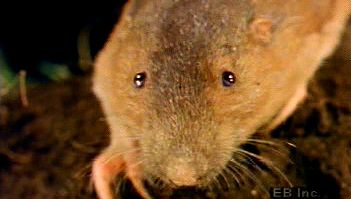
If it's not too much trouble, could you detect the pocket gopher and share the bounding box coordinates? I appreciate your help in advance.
[92,0,350,198]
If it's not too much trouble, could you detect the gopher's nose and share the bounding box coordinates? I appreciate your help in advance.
[166,159,198,186]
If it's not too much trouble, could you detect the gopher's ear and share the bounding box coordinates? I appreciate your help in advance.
[249,18,274,45]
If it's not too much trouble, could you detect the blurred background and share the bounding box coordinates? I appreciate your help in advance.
[0,0,127,90]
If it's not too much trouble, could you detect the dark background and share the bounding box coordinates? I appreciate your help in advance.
[0,0,127,81]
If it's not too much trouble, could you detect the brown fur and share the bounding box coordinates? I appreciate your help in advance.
[92,0,350,198]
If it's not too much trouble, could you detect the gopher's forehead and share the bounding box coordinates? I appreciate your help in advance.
[145,1,251,82]
[144,0,252,69]
[134,0,252,126]
[154,0,251,50]
[130,0,252,50]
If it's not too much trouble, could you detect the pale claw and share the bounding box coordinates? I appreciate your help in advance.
[92,153,151,199]
[92,154,125,199]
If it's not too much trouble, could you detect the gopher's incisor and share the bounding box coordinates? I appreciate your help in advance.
[92,0,350,198]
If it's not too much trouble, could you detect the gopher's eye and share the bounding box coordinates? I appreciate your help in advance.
[134,72,147,88]
[222,71,236,87]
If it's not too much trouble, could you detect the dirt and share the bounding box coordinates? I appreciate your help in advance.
[0,24,350,199]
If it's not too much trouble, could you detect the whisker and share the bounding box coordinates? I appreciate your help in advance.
[286,142,296,148]
[228,159,270,197]
[228,162,248,186]
[235,150,266,175]
[212,175,223,193]
[236,138,296,149]
[223,166,241,188]
[246,138,283,146]
[238,138,295,149]
[229,159,260,186]
[220,169,231,190]
[253,144,293,165]
[206,180,215,196]
[237,138,294,164]
[236,149,293,187]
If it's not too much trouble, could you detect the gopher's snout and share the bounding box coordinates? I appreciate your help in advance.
[166,158,200,186]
